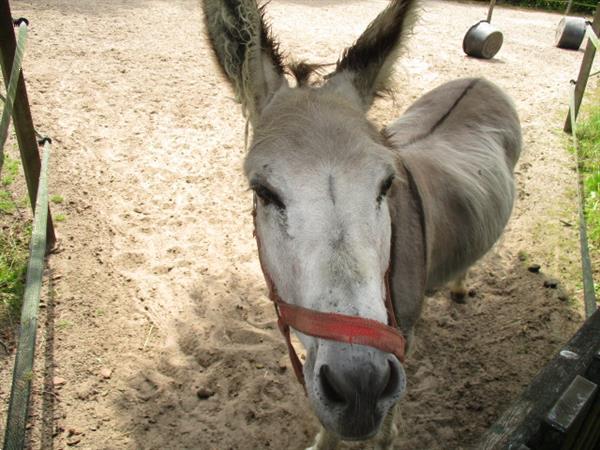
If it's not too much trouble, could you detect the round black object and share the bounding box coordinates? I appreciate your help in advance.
[555,17,586,50]
[463,20,503,59]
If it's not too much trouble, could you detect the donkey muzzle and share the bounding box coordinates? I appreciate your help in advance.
[311,341,406,440]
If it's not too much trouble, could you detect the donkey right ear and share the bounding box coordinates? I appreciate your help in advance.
[202,0,287,123]
[324,0,417,110]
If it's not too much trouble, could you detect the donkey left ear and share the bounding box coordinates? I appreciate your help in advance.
[202,0,287,123]
[324,0,417,109]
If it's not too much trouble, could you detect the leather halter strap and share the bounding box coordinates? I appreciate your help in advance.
[252,201,406,388]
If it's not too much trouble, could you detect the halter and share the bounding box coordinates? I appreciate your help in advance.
[252,199,406,390]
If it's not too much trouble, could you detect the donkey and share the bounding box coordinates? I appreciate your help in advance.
[202,0,521,448]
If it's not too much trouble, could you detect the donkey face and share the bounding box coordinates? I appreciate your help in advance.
[246,89,404,437]
[203,0,417,440]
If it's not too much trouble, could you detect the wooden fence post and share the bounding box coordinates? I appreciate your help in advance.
[565,0,574,15]
[0,0,55,251]
[564,4,600,134]
[487,0,497,23]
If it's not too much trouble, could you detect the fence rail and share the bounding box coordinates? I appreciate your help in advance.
[0,18,26,172]
[0,0,55,250]
[0,0,54,448]
[564,5,600,319]
[478,6,600,447]
[3,139,50,450]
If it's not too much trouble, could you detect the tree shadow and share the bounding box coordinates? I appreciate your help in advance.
[113,268,319,450]
[396,251,582,449]
[110,247,583,449]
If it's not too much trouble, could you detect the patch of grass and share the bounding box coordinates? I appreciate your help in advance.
[50,195,64,204]
[56,319,73,330]
[0,221,31,333]
[474,0,595,14]
[517,250,529,263]
[1,151,30,342]
[1,156,20,187]
[573,83,600,297]
[0,190,16,214]
[54,213,66,222]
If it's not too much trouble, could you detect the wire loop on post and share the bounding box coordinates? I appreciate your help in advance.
[12,17,28,26]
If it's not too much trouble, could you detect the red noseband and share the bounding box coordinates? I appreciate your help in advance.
[252,202,406,389]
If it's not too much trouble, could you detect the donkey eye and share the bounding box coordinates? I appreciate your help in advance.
[377,175,394,203]
[254,184,285,210]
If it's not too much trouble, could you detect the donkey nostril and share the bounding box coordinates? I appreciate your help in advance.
[319,364,346,405]
[381,360,400,399]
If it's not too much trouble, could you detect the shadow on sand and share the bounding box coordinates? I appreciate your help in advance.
[110,249,582,450]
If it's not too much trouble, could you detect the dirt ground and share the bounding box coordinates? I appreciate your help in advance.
[1,0,598,449]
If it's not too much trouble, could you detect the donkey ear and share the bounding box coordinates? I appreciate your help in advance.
[202,0,287,122]
[324,0,417,109]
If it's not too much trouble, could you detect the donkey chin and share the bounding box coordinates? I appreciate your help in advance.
[304,340,407,441]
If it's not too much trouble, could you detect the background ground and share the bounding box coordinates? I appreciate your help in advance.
[1,0,598,449]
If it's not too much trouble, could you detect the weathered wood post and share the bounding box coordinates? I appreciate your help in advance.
[565,0,574,15]
[0,0,56,251]
[487,0,497,23]
[564,3,600,133]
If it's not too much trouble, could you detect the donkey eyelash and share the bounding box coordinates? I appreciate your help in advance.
[253,184,286,210]
[377,175,395,203]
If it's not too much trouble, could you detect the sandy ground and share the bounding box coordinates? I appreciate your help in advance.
[1,0,598,449]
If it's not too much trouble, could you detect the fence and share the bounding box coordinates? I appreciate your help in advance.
[0,0,598,449]
[478,5,600,448]
[0,0,55,448]
[564,3,600,319]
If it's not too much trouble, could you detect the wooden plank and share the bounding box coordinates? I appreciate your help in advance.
[585,350,600,384]
[0,0,55,251]
[476,309,600,449]
[531,375,597,449]
[573,393,600,450]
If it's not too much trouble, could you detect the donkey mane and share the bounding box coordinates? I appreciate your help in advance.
[286,61,329,87]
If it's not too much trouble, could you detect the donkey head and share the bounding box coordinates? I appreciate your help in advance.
[203,0,417,440]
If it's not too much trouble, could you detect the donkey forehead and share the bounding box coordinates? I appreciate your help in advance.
[244,88,395,187]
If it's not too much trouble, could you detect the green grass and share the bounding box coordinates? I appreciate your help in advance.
[2,156,20,187]
[56,319,73,330]
[54,213,66,222]
[1,155,30,338]
[50,195,64,204]
[576,96,600,241]
[573,85,600,296]
[474,0,595,14]
[1,156,21,214]
[0,190,16,214]
[0,222,31,332]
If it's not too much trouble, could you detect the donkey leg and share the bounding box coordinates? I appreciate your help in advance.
[450,271,468,303]
[375,405,398,450]
[305,427,340,450]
